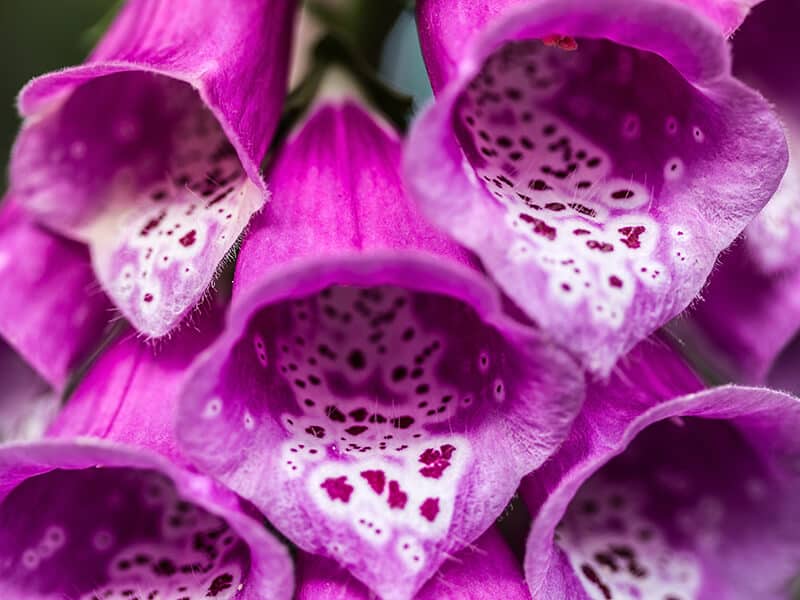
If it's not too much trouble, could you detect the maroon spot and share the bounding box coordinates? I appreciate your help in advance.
[360,470,386,495]
[206,185,235,208]
[305,425,325,439]
[179,229,197,247]
[390,416,414,429]
[518,214,556,240]
[143,293,154,303]
[321,476,353,503]
[608,276,623,288]
[419,498,440,522]
[139,210,166,237]
[207,572,234,596]
[581,564,611,599]
[611,189,635,200]
[568,203,596,218]
[419,444,456,479]
[573,228,591,236]
[618,225,646,249]
[544,202,566,211]
[387,480,408,509]
[325,406,346,423]
[345,425,368,436]
[349,408,368,422]
[586,240,614,253]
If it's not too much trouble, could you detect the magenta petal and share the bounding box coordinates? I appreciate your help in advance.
[0,341,58,443]
[0,198,111,388]
[521,338,800,599]
[177,101,584,599]
[680,239,800,382]
[0,441,293,600]
[296,527,530,599]
[682,0,800,382]
[47,300,226,469]
[405,0,788,374]
[10,0,297,337]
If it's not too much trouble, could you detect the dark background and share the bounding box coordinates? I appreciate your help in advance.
[0,0,109,185]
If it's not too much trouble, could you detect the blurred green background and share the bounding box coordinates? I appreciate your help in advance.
[0,0,110,187]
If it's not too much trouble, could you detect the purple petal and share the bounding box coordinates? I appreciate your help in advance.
[0,441,293,599]
[678,239,800,383]
[521,337,800,599]
[417,0,763,92]
[177,101,584,599]
[0,198,111,388]
[681,0,800,382]
[405,0,788,374]
[0,341,58,443]
[296,527,530,599]
[47,298,226,469]
[9,0,297,337]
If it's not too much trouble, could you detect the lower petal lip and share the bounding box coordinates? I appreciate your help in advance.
[0,440,294,600]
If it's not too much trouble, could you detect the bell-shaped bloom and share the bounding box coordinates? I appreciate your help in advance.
[520,336,800,599]
[681,0,800,383]
[0,198,112,388]
[405,0,788,374]
[176,98,584,599]
[9,0,298,337]
[0,305,294,599]
[296,527,530,599]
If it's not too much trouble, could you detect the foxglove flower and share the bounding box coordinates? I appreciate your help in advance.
[295,527,530,599]
[405,0,788,373]
[0,307,294,599]
[521,337,800,599]
[9,0,297,337]
[681,0,800,383]
[0,198,111,388]
[176,99,583,599]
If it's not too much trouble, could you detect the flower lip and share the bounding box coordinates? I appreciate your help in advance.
[456,0,729,88]
[405,0,787,375]
[229,251,540,347]
[522,384,800,599]
[0,439,294,600]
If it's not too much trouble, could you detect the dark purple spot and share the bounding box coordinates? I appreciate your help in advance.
[179,230,197,247]
[360,470,386,495]
[321,476,353,503]
[305,425,325,439]
[387,480,408,509]
[325,406,346,423]
[420,498,440,522]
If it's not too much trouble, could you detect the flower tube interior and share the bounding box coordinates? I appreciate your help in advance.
[522,339,800,600]
[181,276,577,598]
[553,417,792,599]
[0,466,253,600]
